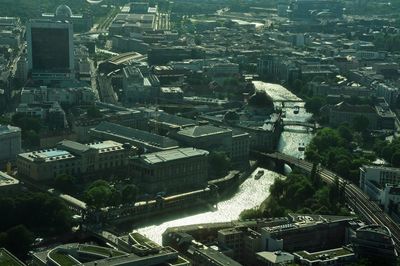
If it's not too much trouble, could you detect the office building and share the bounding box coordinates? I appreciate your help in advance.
[360,165,400,213]
[261,215,352,252]
[17,140,136,180]
[326,101,395,130]
[170,124,250,162]
[293,247,355,265]
[27,19,74,81]
[352,225,397,265]
[130,147,209,195]
[0,124,21,162]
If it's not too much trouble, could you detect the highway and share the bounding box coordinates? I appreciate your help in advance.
[261,152,400,252]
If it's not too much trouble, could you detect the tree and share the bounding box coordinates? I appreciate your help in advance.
[353,115,369,132]
[391,152,400,167]
[121,184,138,204]
[11,113,41,132]
[305,97,324,115]
[239,208,263,220]
[208,151,231,177]
[86,105,102,118]
[85,180,113,208]
[85,185,112,208]
[338,124,353,143]
[54,174,78,195]
[248,91,273,108]
[3,225,34,259]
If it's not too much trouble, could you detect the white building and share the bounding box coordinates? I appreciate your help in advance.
[0,125,21,162]
[373,82,399,107]
[360,165,400,211]
[0,171,20,192]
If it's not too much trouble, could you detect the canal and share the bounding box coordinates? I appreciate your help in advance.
[136,82,314,244]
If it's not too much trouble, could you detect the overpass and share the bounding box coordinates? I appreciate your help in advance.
[256,151,400,252]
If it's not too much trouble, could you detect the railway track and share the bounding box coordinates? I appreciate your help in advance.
[260,152,400,251]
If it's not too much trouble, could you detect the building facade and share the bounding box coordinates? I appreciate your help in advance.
[0,125,21,162]
[27,19,74,81]
[17,140,135,180]
[130,147,209,195]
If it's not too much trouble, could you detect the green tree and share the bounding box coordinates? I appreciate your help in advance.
[121,184,138,204]
[54,174,78,195]
[353,115,369,132]
[11,113,41,132]
[86,105,102,118]
[239,208,263,220]
[338,124,353,143]
[3,225,34,259]
[391,152,400,167]
[208,151,231,177]
[248,91,273,108]
[305,97,325,115]
[85,180,112,208]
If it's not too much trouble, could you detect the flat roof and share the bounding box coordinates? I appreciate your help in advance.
[177,125,231,138]
[0,124,21,134]
[88,140,123,150]
[135,148,208,165]
[19,149,75,162]
[0,171,19,187]
[91,122,178,149]
[295,247,354,262]
[194,248,242,266]
[257,251,294,263]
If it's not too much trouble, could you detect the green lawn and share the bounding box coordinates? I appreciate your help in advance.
[79,245,125,257]
[49,250,79,266]
[0,249,25,266]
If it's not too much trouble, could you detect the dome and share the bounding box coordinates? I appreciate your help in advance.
[56,5,73,18]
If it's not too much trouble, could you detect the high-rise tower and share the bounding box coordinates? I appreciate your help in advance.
[27,19,74,81]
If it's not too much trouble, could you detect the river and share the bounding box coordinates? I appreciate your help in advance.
[136,82,314,244]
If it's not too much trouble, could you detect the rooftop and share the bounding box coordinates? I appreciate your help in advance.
[18,148,75,163]
[90,122,179,150]
[0,171,19,187]
[0,124,21,135]
[193,247,242,266]
[257,251,294,264]
[295,247,354,262]
[177,125,231,138]
[150,112,196,128]
[357,224,391,237]
[134,148,208,165]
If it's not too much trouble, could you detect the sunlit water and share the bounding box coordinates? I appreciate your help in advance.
[136,82,314,243]
[137,169,280,243]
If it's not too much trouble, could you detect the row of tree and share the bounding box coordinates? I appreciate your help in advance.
[305,126,374,183]
[0,192,74,259]
[240,169,348,220]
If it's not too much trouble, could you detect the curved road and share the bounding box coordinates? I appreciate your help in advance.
[260,152,400,252]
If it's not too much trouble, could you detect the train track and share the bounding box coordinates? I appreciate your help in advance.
[261,152,400,251]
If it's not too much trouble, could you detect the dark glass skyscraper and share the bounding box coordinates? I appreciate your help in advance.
[27,20,74,80]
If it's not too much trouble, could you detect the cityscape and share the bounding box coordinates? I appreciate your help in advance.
[1,0,400,265]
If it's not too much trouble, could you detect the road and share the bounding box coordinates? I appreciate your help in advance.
[261,152,400,252]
